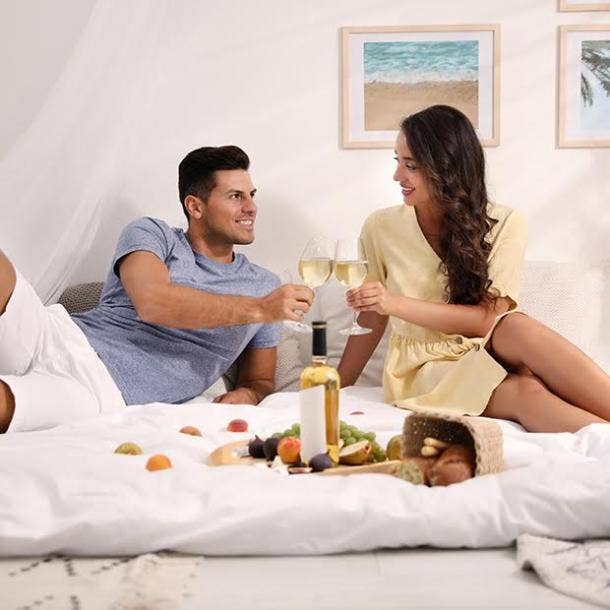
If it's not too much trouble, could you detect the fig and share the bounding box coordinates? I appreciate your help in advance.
[248,435,265,459]
[309,453,333,472]
[339,440,371,466]
[386,434,404,461]
[263,436,280,461]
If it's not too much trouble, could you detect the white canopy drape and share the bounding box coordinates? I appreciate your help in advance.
[0,1,170,303]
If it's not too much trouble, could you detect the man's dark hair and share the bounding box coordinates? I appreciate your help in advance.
[178,145,250,220]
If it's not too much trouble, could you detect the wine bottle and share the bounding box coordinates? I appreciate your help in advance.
[299,321,340,464]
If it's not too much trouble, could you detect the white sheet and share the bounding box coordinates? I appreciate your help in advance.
[0,386,608,556]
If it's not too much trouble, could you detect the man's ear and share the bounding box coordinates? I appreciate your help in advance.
[184,195,204,220]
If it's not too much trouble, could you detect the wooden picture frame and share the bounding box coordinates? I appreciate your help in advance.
[559,0,610,12]
[558,25,610,147]
[341,25,500,148]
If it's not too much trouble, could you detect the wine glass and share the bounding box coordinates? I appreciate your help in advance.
[334,237,372,336]
[284,236,334,333]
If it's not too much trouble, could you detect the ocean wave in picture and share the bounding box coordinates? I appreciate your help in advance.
[364,40,479,84]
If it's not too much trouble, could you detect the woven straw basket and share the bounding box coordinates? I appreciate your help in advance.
[402,410,504,476]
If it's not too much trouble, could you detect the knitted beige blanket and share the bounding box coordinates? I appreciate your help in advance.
[517,534,610,608]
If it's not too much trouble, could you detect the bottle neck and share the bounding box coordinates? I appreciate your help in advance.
[312,355,328,365]
[311,322,327,362]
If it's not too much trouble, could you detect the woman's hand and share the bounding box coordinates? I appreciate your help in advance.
[347,282,397,316]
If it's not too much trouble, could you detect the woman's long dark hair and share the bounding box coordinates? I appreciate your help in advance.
[401,105,497,305]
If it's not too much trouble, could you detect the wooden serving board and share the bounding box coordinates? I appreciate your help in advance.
[207,439,402,477]
[207,440,255,466]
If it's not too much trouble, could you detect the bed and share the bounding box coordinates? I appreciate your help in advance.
[0,259,608,609]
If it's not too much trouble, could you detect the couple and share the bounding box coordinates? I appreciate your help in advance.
[1,106,608,434]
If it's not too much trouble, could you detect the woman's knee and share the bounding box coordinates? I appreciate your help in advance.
[484,372,547,422]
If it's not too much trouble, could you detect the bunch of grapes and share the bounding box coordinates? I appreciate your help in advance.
[339,421,386,462]
[272,420,386,463]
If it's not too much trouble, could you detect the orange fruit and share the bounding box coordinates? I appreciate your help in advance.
[146,454,172,471]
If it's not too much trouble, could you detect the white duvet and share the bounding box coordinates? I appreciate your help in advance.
[0,387,608,557]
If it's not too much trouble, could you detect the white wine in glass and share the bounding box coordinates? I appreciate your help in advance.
[334,260,367,289]
[298,257,333,288]
[334,237,372,336]
[286,236,334,333]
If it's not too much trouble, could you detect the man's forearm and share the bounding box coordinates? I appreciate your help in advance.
[134,282,265,328]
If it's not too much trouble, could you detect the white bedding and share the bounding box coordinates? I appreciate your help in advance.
[0,386,608,557]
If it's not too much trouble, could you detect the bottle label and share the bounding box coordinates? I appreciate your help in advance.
[299,385,327,463]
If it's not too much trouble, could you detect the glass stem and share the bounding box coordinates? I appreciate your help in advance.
[351,309,359,328]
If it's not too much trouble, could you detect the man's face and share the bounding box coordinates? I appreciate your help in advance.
[199,169,257,246]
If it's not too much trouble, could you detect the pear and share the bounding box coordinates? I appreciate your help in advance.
[386,434,404,461]
[339,440,371,466]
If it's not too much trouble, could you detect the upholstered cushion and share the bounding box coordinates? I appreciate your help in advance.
[57,281,104,314]
[520,260,605,355]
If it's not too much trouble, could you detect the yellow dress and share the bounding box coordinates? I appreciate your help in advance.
[360,203,528,415]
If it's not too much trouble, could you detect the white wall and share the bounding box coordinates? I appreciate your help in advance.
[0,0,97,159]
[0,0,609,285]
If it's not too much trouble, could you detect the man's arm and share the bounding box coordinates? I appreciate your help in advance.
[118,251,312,328]
[213,347,276,405]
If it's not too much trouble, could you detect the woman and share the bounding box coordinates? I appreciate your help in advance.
[338,105,609,433]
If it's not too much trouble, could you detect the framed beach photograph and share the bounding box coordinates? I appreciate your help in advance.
[558,25,610,147]
[341,25,500,148]
[558,0,610,12]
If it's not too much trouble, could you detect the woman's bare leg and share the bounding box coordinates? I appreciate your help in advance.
[489,313,610,421]
[483,373,605,432]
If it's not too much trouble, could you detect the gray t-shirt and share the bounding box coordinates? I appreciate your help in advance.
[72,217,281,405]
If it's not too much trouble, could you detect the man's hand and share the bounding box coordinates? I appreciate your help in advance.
[347,281,397,316]
[213,387,259,405]
[259,284,313,322]
[212,347,276,405]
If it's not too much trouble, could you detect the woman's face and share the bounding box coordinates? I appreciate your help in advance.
[393,132,434,209]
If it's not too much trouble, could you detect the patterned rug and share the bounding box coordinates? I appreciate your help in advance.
[2,552,204,610]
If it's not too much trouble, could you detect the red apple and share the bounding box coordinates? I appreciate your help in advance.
[227,418,248,432]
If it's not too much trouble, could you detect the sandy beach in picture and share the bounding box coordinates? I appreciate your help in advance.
[364,80,479,131]
[362,40,480,131]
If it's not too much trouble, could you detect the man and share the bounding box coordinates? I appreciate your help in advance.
[0,145,312,433]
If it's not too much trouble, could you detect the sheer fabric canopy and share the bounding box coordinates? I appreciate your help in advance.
[0,1,170,303]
